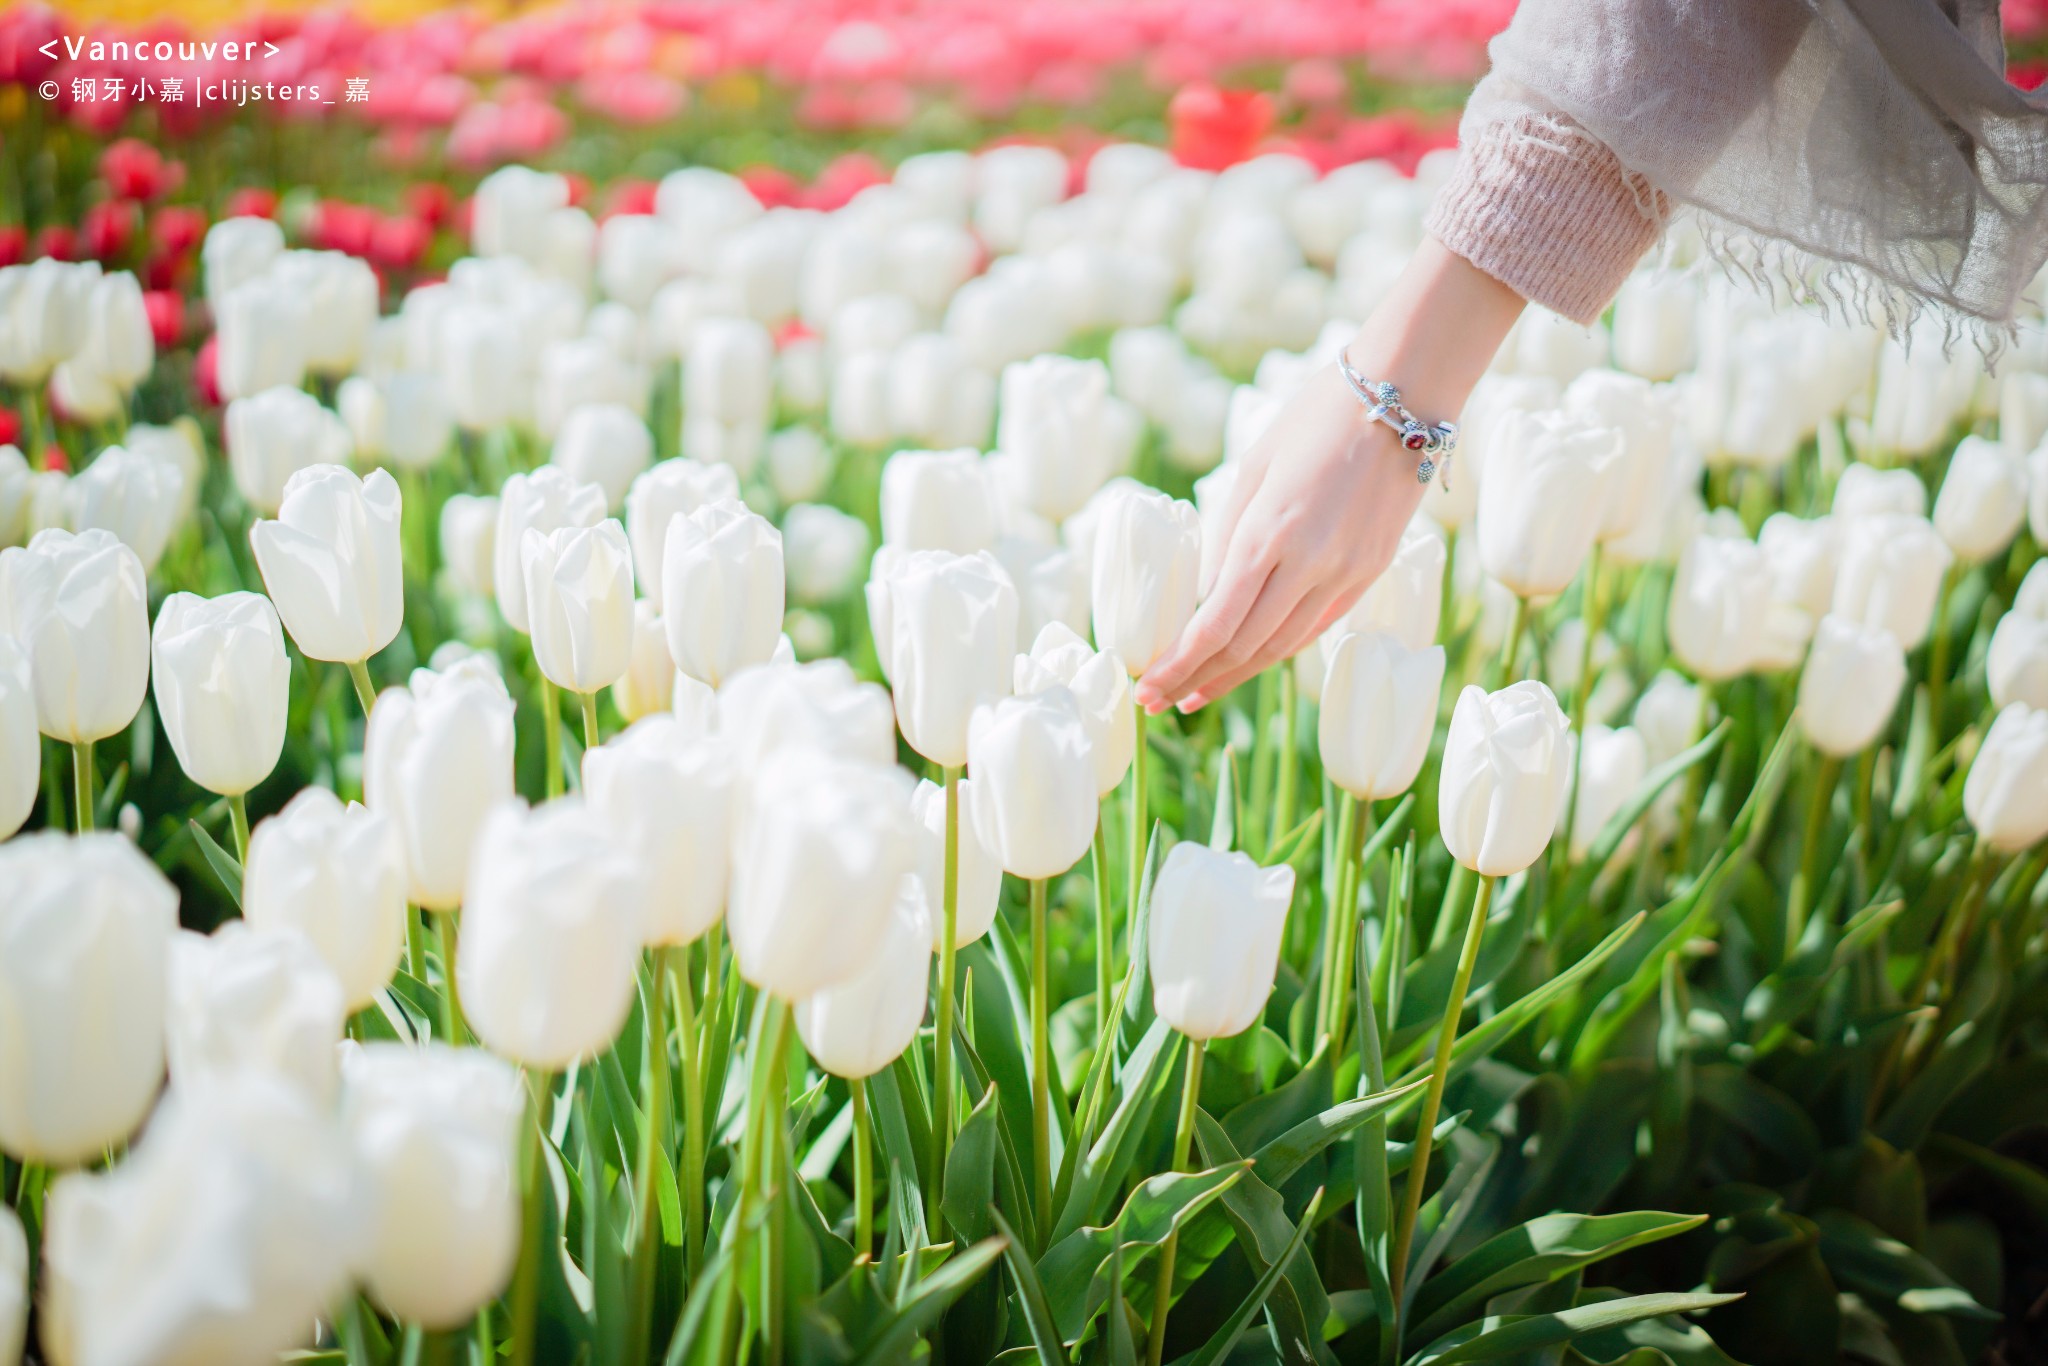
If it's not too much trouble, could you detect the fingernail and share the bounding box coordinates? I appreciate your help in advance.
[1176,695,1203,715]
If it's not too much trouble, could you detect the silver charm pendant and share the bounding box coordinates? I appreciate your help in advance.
[1416,457,1436,484]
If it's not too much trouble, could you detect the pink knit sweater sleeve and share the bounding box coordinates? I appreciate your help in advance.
[1423,111,1669,326]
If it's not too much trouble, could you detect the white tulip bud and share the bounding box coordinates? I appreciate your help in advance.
[365,663,517,911]
[1476,408,1622,598]
[243,786,408,1011]
[550,404,654,511]
[661,498,785,688]
[1831,513,1953,649]
[64,443,185,575]
[166,922,346,1103]
[1438,681,1572,877]
[794,875,932,1079]
[625,459,741,607]
[1089,485,1201,676]
[202,216,283,313]
[225,385,352,516]
[1964,702,2048,851]
[1989,610,2048,711]
[909,775,1004,949]
[1148,843,1295,1040]
[215,272,309,400]
[1832,462,1927,521]
[522,520,636,695]
[339,372,454,472]
[438,493,499,600]
[880,448,998,553]
[0,637,33,840]
[997,355,1118,524]
[0,527,150,743]
[0,832,176,1163]
[493,466,607,633]
[1012,621,1133,796]
[1318,631,1445,801]
[875,549,1019,767]
[151,591,288,797]
[611,599,678,723]
[1933,435,2028,563]
[1796,614,1908,758]
[717,659,896,770]
[783,503,871,606]
[251,464,404,665]
[583,715,733,947]
[458,798,648,1068]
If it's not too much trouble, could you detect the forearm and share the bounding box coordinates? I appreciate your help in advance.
[1344,236,1527,440]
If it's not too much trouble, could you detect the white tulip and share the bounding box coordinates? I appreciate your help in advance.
[1012,621,1134,796]
[1831,513,1953,649]
[0,1207,21,1366]
[242,786,408,1011]
[880,448,998,553]
[550,404,654,511]
[1564,369,1674,544]
[717,659,896,770]
[0,637,33,840]
[365,663,518,911]
[792,873,932,1079]
[342,1043,525,1329]
[166,922,345,1103]
[439,493,499,599]
[224,385,352,516]
[783,504,872,606]
[1669,533,1801,681]
[1964,702,2048,851]
[522,520,636,695]
[215,273,309,400]
[625,459,741,607]
[1611,268,1697,381]
[458,798,647,1068]
[64,443,184,575]
[1319,631,1445,801]
[1796,614,1908,758]
[583,715,733,947]
[907,774,1002,951]
[250,465,403,665]
[202,217,285,313]
[1832,462,1927,521]
[1476,408,1621,598]
[1089,484,1202,676]
[473,165,571,263]
[1438,681,1572,877]
[41,1073,363,1366]
[661,498,785,688]
[271,250,378,376]
[0,527,150,743]
[338,371,454,472]
[1148,843,1295,1041]
[612,599,678,723]
[993,534,1091,647]
[1337,520,1445,651]
[727,747,918,1000]
[150,591,287,796]
[124,420,204,525]
[767,426,835,504]
[874,549,1019,767]
[0,259,96,383]
[997,355,1118,523]
[0,832,175,1163]
[75,270,152,391]
[1989,610,2048,711]
[493,466,607,634]
[1758,513,1838,621]
[687,316,774,426]
[1567,725,1650,859]
[966,687,1099,879]
[1933,435,2028,563]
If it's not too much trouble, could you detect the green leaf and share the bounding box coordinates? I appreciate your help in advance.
[1814,1211,1997,1321]
[188,816,243,908]
[993,1209,1067,1366]
[1405,1293,1742,1365]
[1187,1112,1332,1364]
[1222,1037,1334,1154]
[1038,1164,1246,1341]
[1053,1020,1180,1243]
[663,1243,740,1366]
[1559,722,1729,907]
[1251,1078,1428,1188]
[850,1237,1007,1365]
[1408,1211,1708,1344]
[1176,1187,1325,1366]
[944,1087,1002,1246]
[1104,1234,1139,1366]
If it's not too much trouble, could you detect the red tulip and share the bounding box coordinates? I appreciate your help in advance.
[801,152,888,211]
[1168,83,1275,171]
[33,225,78,262]
[369,214,432,271]
[38,442,68,474]
[83,201,140,262]
[194,337,222,406]
[605,179,660,218]
[100,139,184,202]
[150,204,208,259]
[0,225,24,269]
[226,188,279,220]
[0,408,19,449]
[738,165,802,210]
[144,290,185,349]
[403,182,455,230]
[314,200,379,257]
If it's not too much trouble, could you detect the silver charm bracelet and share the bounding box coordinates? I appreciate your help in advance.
[1337,349,1459,491]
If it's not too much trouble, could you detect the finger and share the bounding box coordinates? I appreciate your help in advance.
[1197,457,1268,599]
[1181,582,1342,711]
[1135,530,1277,710]
[1166,563,1313,709]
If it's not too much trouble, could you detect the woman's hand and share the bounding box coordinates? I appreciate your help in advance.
[1134,236,1529,716]
[1132,368,1424,713]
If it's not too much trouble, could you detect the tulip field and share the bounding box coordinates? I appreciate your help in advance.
[5,3,2048,1365]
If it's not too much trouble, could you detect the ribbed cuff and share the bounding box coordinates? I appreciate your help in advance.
[1423,112,1666,325]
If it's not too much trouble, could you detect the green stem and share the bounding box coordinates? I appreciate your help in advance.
[407,905,428,983]
[1928,565,1957,741]
[1787,753,1841,957]
[1554,546,1603,875]
[1128,700,1149,932]
[1316,794,1357,1043]
[628,950,671,1366]
[1270,666,1299,855]
[1030,876,1053,1242]
[1092,815,1112,1045]
[1146,1038,1206,1366]
[851,1075,874,1258]
[929,765,962,1233]
[1327,800,1374,1059]
[509,1069,558,1366]
[1489,595,1529,691]
[435,911,465,1045]
[539,674,563,800]
[1391,874,1495,1315]
[71,738,93,832]
[672,950,705,1284]
[227,792,250,865]
[346,658,377,718]
[579,689,600,753]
